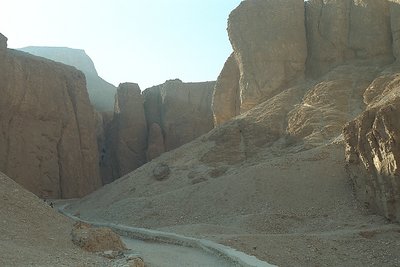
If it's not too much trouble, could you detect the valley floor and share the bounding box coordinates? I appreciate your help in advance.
[65,143,400,266]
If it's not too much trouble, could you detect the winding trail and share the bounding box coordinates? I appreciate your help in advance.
[122,237,233,267]
[58,204,276,267]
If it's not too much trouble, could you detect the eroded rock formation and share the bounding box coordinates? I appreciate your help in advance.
[213,0,398,125]
[212,53,240,126]
[0,34,101,198]
[305,0,393,77]
[344,72,400,221]
[98,79,215,182]
[227,0,307,113]
[144,79,215,152]
[108,83,147,179]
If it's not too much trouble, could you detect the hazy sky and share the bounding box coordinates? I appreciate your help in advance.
[1,0,242,89]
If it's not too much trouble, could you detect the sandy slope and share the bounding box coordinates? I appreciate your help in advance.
[0,172,106,266]
[66,140,400,266]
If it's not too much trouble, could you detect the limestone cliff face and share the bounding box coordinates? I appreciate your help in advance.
[213,0,398,125]
[208,0,400,221]
[19,46,116,112]
[212,53,240,126]
[99,79,215,182]
[144,79,215,153]
[0,35,101,198]
[227,0,307,113]
[344,72,400,221]
[107,83,147,179]
[305,0,393,77]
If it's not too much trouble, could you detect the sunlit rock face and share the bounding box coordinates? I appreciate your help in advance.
[344,73,400,222]
[213,0,396,124]
[212,53,240,126]
[210,0,400,221]
[0,34,101,198]
[227,0,308,113]
[19,46,116,112]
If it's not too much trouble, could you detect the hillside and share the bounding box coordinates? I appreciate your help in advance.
[0,171,106,266]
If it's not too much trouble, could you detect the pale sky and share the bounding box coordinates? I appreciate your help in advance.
[1,0,242,89]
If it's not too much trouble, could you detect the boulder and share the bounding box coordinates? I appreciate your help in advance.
[153,163,170,181]
[212,53,240,126]
[227,0,307,112]
[71,222,127,253]
[112,83,147,178]
[305,0,393,77]
[0,37,101,198]
[344,72,400,221]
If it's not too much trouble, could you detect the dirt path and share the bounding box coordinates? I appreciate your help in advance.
[122,237,234,267]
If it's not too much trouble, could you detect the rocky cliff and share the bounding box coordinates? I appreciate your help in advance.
[211,0,400,221]
[145,79,215,152]
[108,83,147,179]
[0,34,101,198]
[221,0,308,115]
[344,71,400,221]
[19,46,116,112]
[213,0,398,125]
[99,79,215,182]
[305,0,393,77]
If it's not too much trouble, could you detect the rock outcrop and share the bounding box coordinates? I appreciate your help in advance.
[108,83,147,179]
[305,0,394,77]
[19,46,116,112]
[99,79,215,182]
[227,0,307,113]
[144,79,215,152]
[0,34,101,198]
[344,72,400,222]
[212,53,240,126]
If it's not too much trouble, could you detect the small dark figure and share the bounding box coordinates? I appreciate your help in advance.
[50,202,54,208]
